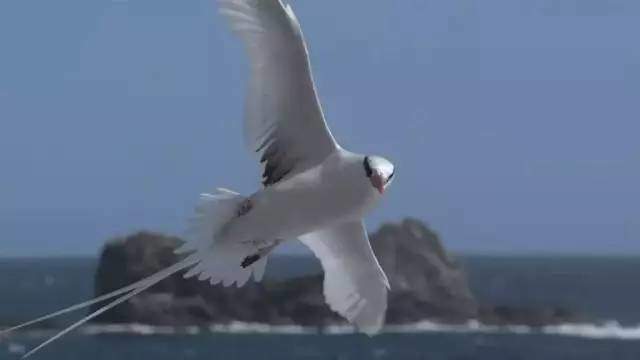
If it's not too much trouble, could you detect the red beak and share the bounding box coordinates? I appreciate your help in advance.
[371,172,385,194]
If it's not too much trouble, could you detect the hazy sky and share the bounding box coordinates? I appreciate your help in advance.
[1,0,638,256]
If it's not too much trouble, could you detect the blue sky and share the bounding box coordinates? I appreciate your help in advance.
[1,0,638,256]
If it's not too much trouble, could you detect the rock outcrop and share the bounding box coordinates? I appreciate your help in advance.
[91,219,583,327]
[372,219,477,323]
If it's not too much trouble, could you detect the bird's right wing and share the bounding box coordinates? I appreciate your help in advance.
[299,220,389,335]
[219,0,339,186]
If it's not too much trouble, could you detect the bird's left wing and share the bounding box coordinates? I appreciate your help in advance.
[219,0,339,186]
[299,221,389,335]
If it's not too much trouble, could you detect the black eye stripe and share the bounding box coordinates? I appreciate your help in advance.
[363,156,372,177]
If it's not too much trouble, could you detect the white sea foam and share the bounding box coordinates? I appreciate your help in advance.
[6,320,640,341]
[78,324,200,336]
[321,324,357,335]
[209,322,317,335]
[542,321,640,340]
[386,319,640,340]
[7,342,26,355]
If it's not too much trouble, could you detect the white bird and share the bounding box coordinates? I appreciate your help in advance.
[2,0,396,357]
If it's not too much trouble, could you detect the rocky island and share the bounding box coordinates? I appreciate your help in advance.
[91,219,585,328]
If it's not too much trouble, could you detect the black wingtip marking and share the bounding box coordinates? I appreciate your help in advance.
[241,254,261,268]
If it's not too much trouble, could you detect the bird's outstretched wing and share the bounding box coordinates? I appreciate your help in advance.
[299,220,390,335]
[219,0,338,186]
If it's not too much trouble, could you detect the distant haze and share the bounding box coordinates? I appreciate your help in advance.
[1,1,638,256]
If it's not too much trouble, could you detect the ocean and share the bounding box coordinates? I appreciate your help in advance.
[1,256,640,359]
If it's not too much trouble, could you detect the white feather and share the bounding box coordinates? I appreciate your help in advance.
[178,188,270,287]
[299,221,389,335]
[8,254,200,359]
[219,0,339,185]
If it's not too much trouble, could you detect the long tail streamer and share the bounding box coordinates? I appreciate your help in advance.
[1,254,200,359]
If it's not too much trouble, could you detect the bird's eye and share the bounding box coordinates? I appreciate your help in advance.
[387,171,394,183]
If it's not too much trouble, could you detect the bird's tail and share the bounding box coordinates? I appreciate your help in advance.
[1,254,200,359]
[176,188,269,286]
[2,188,270,358]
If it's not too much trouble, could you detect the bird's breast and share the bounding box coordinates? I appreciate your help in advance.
[264,162,376,235]
[236,153,380,241]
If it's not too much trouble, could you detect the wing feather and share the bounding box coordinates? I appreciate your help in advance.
[299,221,389,335]
[219,0,338,186]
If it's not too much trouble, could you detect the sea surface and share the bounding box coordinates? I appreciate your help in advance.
[1,255,640,359]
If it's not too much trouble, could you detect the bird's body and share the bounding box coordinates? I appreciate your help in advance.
[4,0,397,356]
[223,150,381,244]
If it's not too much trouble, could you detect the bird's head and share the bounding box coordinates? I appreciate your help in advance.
[363,155,395,195]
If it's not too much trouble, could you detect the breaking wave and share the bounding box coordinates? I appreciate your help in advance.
[384,319,640,340]
[5,320,640,340]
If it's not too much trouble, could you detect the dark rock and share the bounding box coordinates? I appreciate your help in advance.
[90,220,584,327]
[478,305,587,327]
[372,218,477,323]
[92,232,197,322]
